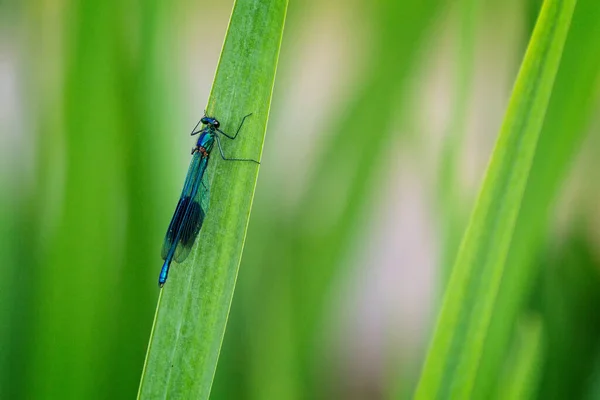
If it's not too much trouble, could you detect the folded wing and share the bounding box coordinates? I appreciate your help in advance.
[161,154,209,263]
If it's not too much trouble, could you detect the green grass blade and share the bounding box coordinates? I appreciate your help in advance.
[437,0,480,284]
[137,0,288,398]
[473,0,600,394]
[27,0,133,398]
[535,232,600,399]
[496,316,544,400]
[286,1,443,395]
[414,0,577,398]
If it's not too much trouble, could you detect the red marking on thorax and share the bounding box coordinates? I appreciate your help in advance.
[199,147,209,158]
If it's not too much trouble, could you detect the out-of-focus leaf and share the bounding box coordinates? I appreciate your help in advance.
[415,0,577,397]
[473,0,600,395]
[535,232,600,399]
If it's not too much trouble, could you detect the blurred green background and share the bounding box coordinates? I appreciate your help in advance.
[1,0,599,399]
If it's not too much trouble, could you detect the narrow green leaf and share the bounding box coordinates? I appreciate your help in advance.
[285,1,443,395]
[28,0,132,398]
[473,0,600,394]
[496,316,544,400]
[535,232,600,399]
[437,0,480,284]
[137,0,288,398]
[414,0,577,398]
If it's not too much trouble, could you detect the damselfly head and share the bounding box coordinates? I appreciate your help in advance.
[201,116,220,129]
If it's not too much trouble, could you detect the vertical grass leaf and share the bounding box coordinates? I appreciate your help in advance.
[495,316,544,400]
[473,0,600,394]
[137,0,288,398]
[414,0,577,397]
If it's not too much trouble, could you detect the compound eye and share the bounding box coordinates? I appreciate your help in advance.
[213,120,220,128]
[201,117,210,125]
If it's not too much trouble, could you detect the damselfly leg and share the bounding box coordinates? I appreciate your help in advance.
[216,112,253,139]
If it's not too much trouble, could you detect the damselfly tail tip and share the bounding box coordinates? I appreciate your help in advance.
[158,260,169,288]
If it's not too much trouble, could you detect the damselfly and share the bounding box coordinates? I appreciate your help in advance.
[158,113,259,287]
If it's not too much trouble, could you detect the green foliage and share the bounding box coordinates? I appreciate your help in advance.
[535,232,600,399]
[3,0,600,399]
[496,316,544,400]
[437,0,480,283]
[473,0,600,395]
[23,0,161,398]
[137,1,288,398]
[415,0,578,397]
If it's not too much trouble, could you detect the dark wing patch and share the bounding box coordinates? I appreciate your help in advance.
[173,200,205,263]
[161,196,191,260]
